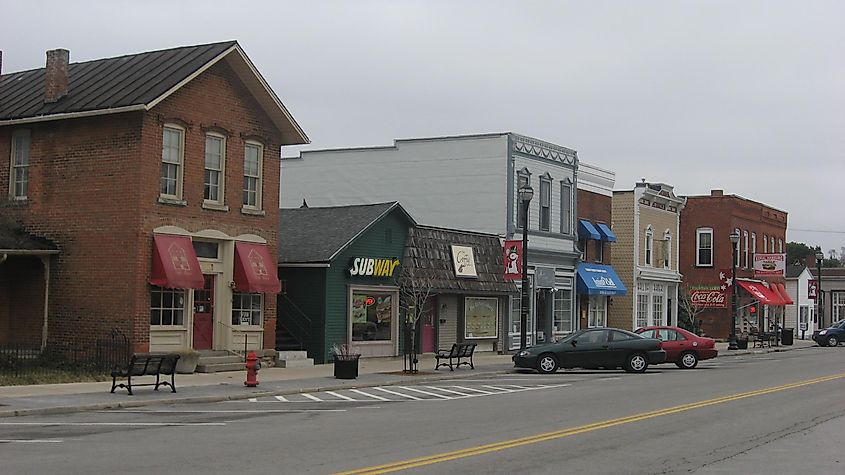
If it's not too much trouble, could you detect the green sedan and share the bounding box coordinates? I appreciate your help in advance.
[512,328,666,374]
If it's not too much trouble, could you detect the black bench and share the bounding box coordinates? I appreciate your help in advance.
[110,352,180,395]
[435,343,477,371]
[752,332,775,348]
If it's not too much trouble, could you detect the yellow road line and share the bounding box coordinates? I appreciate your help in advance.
[335,373,845,475]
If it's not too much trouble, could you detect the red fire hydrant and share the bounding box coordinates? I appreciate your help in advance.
[244,351,260,387]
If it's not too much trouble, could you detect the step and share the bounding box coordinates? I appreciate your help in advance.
[196,362,246,373]
[276,351,309,360]
[197,350,230,357]
[275,358,314,368]
[196,355,243,365]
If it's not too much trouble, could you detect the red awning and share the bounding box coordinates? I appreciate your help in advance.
[233,242,281,293]
[736,280,784,306]
[774,283,794,305]
[150,234,204,289]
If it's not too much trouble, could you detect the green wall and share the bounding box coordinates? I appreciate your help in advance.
[277,267,326,361]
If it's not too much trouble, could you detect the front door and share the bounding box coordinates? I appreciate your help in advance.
[535,290,548,343]
[192,275,215,350]
[422,302,436,353]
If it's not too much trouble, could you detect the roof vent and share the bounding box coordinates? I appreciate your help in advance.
[45,49,70,103]
[710,189,724,196]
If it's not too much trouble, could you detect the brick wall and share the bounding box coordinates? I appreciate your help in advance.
[609,192,635,329]
[577,189,611,263]
[0,256,46,345]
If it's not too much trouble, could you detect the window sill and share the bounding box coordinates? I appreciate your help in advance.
[7,197,28,206]
[158,196,187,207]
[695,264,714,268]
[202,202,229,212]
[241,207,265,217]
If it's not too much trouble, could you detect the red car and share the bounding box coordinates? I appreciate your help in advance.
[634,326,717,369]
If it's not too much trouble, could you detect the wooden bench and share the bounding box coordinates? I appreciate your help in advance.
[435,343,477,371]
[110,352,180,395]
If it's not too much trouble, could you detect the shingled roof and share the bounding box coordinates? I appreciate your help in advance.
[0,41,308,144]
[403,225,516,295]
[0,225,58,253]
[279,202,414,263]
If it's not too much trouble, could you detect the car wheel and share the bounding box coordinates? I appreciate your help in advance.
[536,353,559,374]
[827,335,839,347]
[625,353,648,373]
[676,351,698,369]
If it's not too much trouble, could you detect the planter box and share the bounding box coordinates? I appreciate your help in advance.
[736,339,748,350]
[333,355,360,379]
[175,352,200,374]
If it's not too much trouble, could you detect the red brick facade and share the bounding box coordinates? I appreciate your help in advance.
[576,189,613,329]
[679,190,788,338]
[1,57,289,352]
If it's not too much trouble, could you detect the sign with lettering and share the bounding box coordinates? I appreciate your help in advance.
[689,285,727,308]
[451,245,477,278]
[753,253,786,277]
[348,257,401,278]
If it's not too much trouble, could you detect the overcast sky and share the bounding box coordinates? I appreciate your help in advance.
[2,1,842,255]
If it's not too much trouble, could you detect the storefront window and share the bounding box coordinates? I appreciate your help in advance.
[636,293,648,329]
[352,292,393,341]
[553,290,573,332]
[150,288,185,326]
[232,293,262,325]
[588,295,605,327]
[833,292,845,321]
[465,297,498,339]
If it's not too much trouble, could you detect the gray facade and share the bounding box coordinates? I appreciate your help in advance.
[281,133,579,351]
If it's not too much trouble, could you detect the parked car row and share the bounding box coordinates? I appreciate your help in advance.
[812,320,845,347]
[512,326,718,374]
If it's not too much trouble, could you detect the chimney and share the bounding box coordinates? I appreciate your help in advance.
[710,189,724,197]
[44,48,70,103]
[806,256,817,269]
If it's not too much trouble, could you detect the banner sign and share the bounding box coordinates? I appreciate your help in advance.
[689,285,727,308]
[503,240,523,281]
[808,279,818,300]
[719,269,733,292]
[753,253,786,277]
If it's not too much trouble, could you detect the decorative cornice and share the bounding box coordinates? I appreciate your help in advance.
[511,134,577,167]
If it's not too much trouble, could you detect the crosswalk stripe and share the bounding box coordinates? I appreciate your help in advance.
[326,391,356,401]
[500,384,532,390]
[482,385,517,392]
[425,386,474,397]
[302,393,322,402]
[452,385,495,395]
[397,386,452,399]
[274,395,288,402]
[349,389,391,401]
[373,387,422,400]
[248,398,258,402]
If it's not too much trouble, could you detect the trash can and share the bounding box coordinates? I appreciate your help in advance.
[736,339,748,349]
[781,328,794,346]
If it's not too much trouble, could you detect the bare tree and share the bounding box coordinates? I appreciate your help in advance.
[395,262,436,373]
[678,284,711,335]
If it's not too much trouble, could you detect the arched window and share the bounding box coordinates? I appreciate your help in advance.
[735,228,741,267]
[743,231,749,268]
[645,226,654,266]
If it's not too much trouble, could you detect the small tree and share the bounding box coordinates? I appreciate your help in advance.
[395,263,435,373]
[678,284,710,335]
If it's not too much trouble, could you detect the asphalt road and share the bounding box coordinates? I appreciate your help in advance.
[2,347,843,475]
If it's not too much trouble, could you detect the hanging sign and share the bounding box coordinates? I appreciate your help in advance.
[808,279,818,300]
[503,240,523,281]
[451,245,478,278]
[753,253,786,277]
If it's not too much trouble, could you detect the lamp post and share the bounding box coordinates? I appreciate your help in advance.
[816,251,824,330]
[518,184,534,350]
[728,231,740,350]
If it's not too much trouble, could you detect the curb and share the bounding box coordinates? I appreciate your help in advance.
[0,344,817,418]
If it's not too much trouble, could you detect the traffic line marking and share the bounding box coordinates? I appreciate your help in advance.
[0,439,63,443]
[349,389,390,401]
[106,409,344,414]
[0,422,226,426]
[396,386,451,399]
[373,387,422,400]
[326,391,356,401]
[275,395,289,402]
[302,393,323,402]
[450,385,495,395]
[334,372,845,474]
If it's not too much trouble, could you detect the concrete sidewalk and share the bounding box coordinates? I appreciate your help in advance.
[0,339,819,417]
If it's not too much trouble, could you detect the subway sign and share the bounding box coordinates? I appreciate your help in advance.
[348,257,401,278]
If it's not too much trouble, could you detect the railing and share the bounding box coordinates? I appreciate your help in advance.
[279,293,313,350]
[215,319,252,359]
[1,329,130,383]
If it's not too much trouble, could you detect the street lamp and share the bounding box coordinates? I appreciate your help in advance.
[816,251,824,330]
[728,231,740,350]
[518,184,534,350]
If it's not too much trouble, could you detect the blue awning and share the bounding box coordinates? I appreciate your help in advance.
[576,263,628,296]
[578,220,601,240]
[595,223,617,242]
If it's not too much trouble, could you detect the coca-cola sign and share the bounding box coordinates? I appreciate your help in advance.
[689,289,727,308]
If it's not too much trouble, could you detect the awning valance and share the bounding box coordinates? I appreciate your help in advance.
[150,234,204,289]
[774,283,794,305]
[576,263,628,296]
[234,242,281,293]
[595,223,617,242]
[736,280,784,306]
[578,220,601,241]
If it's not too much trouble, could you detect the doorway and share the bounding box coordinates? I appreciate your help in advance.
[193,275,215,350]
[422,299,436,353]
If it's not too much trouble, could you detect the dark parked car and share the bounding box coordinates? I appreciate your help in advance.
[812,320,845,347]
[512,328,666,374]
[635,326,717,369]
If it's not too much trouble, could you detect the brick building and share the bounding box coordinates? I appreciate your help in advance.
[610,181,685,331]
[0,42,308,355]
[678,190,790,339]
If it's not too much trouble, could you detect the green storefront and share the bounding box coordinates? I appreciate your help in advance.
[277,202,414,363]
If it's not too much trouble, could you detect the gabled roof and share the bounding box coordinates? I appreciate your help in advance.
[279,202,415,263]
[0,225,58,253]
[403,225,517,295]
[0,41,308,145]
[786,264,808,279]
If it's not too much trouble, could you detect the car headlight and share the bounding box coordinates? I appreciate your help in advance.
[820,330,827,335]
[517,350,531,357]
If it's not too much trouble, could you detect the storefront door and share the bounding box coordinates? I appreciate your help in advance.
[422,305,436,353]
[192,275,215,350]
[536,290,549,343]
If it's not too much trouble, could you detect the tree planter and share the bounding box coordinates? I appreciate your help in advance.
[175,351,200,374]
[333,355,360,379]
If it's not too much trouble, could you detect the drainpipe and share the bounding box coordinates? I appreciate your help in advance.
[40,255,51,351]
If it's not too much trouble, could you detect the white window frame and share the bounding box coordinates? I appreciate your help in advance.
[203,133,226,206]
[232,292,263,326]
[160,125,185,200]
[763,235,768,253]
[560,180,572,235]
[743,230,749,268]
[645,226,654,266]
[735,228,741,267]
[588,295,606,328]
[516,171,530,230]
[778,239,783,253]
[539,175,551,232]
[770,236,775,254]
[553,289,573,334]
[10,130,31,200]
[663,230,672,269]
[696,227,713,267]
[832,292,845,322]
[751,233,757,260]
[242,141,264,210]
